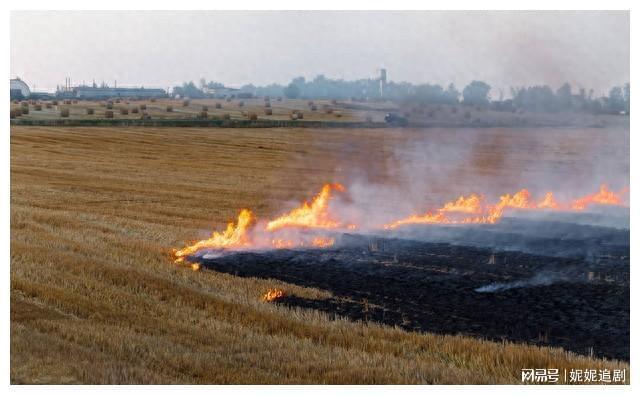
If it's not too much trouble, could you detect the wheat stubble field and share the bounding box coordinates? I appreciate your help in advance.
[10,126,629,384]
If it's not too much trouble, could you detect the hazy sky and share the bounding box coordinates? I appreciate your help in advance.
[11,11,629,95]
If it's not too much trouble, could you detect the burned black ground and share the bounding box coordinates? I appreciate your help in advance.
[198,217,629,361]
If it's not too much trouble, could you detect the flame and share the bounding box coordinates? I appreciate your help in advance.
[384,211,448,229]
[311,236,335,248]
[171,183,628,266]
[262,288,285,302]
[571,184,625,210]
[438,193,483,214]
[266,183,345,231]
[536,192,560,209]
[384,185,627,229]
[172,209,254,262]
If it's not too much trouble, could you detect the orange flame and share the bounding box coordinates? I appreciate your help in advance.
[439,193,483,214]
[262,288,285,302]
[266,183,345,231]
[384,185,627,229]
[570,184,625,210]
[172,209,254,262]
[536,192,560,209]
[311,236,335,248]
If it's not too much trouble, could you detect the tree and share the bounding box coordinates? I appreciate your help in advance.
[283,83,300,99]
[462,81,491,106]
[623,83,630,113]
[608,86,625,112]
[555,83,572,111]
[444,83,461,104]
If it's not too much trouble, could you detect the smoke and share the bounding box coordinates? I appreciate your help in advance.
[474,271,572,293]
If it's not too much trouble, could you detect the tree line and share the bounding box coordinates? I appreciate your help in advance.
[173,77,630,114]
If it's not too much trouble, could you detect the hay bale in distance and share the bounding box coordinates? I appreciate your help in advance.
[106,102,114,109]
[105,110,114,118]
[139,104,147,110]
[222,113,231,120]
[34,104,42,111]
[60,108,70,117]
[21,107,29,115]
[183,100,190,107]
[265,102,271,108]
[264,108,273,115]
[238,101,245,107]
[215,103,222,109]
[131,107,139,114]
[120,108,129,115]
[198,111,208,119]
[86,108,94,115]
[166,105,173,112]
[45,103,53,109]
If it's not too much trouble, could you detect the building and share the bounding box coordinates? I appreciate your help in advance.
[10,78,31,99]
[73,86,167,99]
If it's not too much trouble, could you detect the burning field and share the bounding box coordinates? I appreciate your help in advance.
[11,125,629,384]
[171,181,630,360]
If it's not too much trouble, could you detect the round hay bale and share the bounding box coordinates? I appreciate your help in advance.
[106,102,114,109]
[215,103,222,109]
[86,108,94,115]
[120,108,129,115]
[63,100,72,105]
[52,100,59,106]
[131,107,139,114]
[202,105,208,112]
[310,105,317,111]
[264,108,273,115]
[34,104,42,111]
[72,100,78,104]
[166,105,173,112]
[139,104,147,110]
[325,108,333,114]
[140,112,151,120]
[115,99,121,103]
[198,111,208,119]
[183,100,190,107]
[21,107,29,115]
[247,112,258,121]
[296,111,303,119]
[45,103,53,109]
[60,108,70,117]
[105,110,114,118]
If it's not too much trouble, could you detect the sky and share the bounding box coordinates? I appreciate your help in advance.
[10,10,630,95]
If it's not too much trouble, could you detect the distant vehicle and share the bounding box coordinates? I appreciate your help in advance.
[384,113,408,126]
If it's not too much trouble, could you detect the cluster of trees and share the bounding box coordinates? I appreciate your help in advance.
[505,83,630,114]
[173,76,630,114]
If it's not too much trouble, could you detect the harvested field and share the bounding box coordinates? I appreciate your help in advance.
[10,126,629,384]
